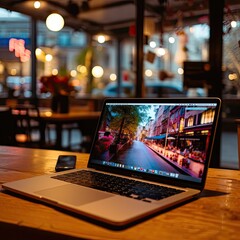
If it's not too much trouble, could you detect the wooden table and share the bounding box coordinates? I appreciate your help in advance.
[38,109,101,151]
[0,146,240,240]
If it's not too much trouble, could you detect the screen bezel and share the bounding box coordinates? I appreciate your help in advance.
[88,97,221,191]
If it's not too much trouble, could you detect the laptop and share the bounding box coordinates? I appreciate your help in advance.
[2,97,221,228]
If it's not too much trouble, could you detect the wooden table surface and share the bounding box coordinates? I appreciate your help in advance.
[38,108,101,122]
[0,146,239,240]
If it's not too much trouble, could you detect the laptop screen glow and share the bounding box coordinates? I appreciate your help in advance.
[90,101,218,183]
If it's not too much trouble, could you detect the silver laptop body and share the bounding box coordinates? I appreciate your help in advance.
[2,98,221,228]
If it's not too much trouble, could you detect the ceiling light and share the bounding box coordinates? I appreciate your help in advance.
[34,1,41,9]
[93,34,110,43]
[46,13,65,32]
[97,35,106,44]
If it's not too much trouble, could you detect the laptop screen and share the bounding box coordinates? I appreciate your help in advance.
[89,98,220,185]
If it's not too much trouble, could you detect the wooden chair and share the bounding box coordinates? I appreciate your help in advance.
[46,122,81,151]
[11,105,42,147]
[0,107,15,146]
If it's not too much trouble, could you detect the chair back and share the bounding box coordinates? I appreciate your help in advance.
[0,107,15,145]
[11,105,41,144]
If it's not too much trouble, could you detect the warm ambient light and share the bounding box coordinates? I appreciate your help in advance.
[149,41,157,48]
[168,37,175,44]
[93,34,110,43]
[92,66,104,78]
[34,1,41,9]
[110,73,117,81]
[77,65,87,74]
[228,73,237,81]
[35,48,46,62]
[0,62,4,74]
[46,13,65,32]
[10,68,17,75]
[35,48,42,56]
[178,68,184,75]
[145,69,153,77]
[70,70,77,77]
[231,21,237,28]
[97,35,106,44]
[45,54,53,62]
[155,47,166,57]
[52,69,58,75]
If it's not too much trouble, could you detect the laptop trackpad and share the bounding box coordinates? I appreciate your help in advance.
[35,184,113,206]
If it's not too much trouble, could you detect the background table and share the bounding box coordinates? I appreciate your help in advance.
[38,109,101,151]
[0,146,240,240]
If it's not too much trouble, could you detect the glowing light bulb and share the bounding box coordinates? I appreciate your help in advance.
[169,37,175,44]
[46,13,64,32]
[52,69,58,75]
[231,21,237,28]
[70,70,77,77]
[110,73,117,81]
[45,54,53,62]
[97,35,106,44]
[178,68,184,75]
[77,65,87,74]
[35,48,42,56]
[92,66,104,78]
[149,41,156,48]
[145,69,153,77]
[156,47,166,57]
[34,1,41,9]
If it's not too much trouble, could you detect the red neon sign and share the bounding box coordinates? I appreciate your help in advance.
[9,38,31,62]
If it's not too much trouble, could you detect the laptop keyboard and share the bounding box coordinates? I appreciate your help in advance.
[52,170,184,202]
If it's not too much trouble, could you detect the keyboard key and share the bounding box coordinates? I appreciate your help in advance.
[52,170,184,202]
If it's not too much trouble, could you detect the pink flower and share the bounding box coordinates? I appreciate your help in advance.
[40,75,73,95]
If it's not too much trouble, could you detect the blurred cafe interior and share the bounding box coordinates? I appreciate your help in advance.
[0,0,240,169]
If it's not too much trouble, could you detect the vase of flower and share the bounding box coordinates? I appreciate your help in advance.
[51,95,59,113]
[51,94,69,113]
[59,94,69,113]
[40,74,73,113]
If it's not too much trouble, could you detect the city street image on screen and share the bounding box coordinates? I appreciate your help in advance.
[91,102,216,183]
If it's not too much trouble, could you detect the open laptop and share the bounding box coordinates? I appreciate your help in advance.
[2,97,221,228]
